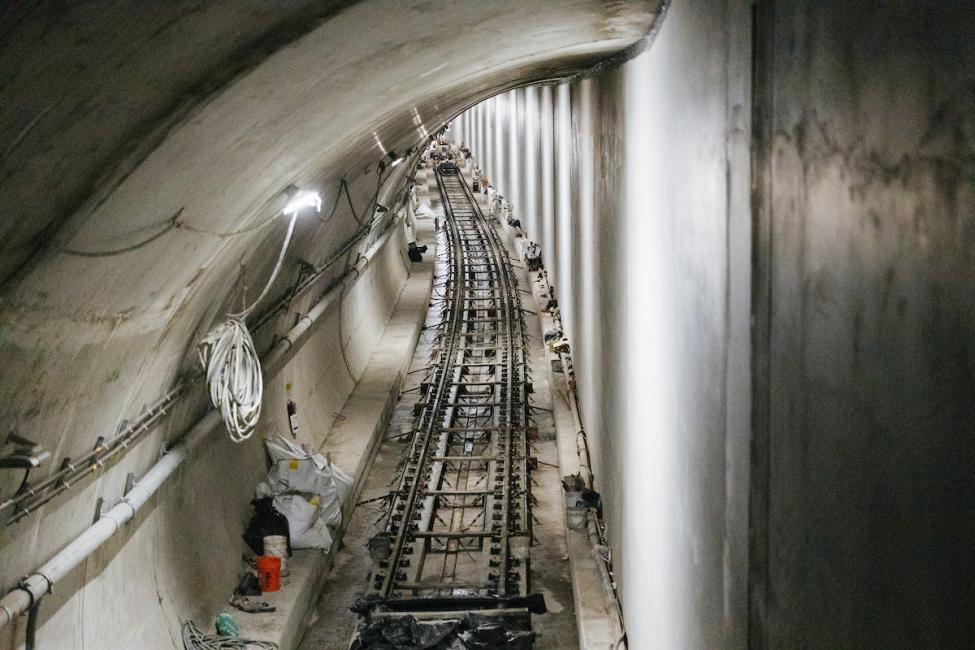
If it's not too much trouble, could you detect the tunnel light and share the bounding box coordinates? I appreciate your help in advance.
[282,190,322,216]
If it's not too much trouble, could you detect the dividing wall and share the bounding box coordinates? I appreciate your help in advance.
[453,1,753,646]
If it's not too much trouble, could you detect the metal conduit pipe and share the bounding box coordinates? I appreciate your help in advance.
[546,311,624,647]
[563,374,595,490]
[556,349,624,647]
[0,406,221,630]
[264,211,401,375]
[0,212,406,631]
[586,509,627,649]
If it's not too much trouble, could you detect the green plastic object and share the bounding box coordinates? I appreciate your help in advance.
[215,612,240,638]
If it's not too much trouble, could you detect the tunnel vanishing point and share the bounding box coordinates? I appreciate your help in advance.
[0,1,974,649]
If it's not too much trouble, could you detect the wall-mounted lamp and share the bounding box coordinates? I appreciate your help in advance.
[282,189,322,216]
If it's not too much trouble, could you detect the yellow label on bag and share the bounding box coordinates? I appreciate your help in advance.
[289,460,299,471]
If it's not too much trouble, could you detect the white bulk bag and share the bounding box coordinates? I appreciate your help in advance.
[258,436,353,526]
[272,494,333,551]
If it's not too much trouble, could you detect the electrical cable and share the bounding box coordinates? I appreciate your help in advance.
[181,621,277,650]
[349,164,386,228]
[198,161,392,443]
[228,210,298,321]
[60,210,182,257]
[198,194,316,443]
[342,177,365,226]
[198,317,263,443]
[318,167,382,229]
[325,168,389,383]
[175,213,279,238]
[59,201,282,258]
[319,180,344,224]
[25,602,39,650]
[335,248,359,382]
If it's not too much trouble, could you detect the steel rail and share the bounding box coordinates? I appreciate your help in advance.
[368,162,534,610]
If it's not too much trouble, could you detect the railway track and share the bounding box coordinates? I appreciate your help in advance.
[353,162,543,648]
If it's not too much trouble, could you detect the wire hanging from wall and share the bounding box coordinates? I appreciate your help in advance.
[194,152,403,442]
[198,190,320,442]
[59,209,184,257]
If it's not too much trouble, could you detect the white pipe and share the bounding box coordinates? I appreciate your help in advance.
[264,214,399,375]
[0,408,221,629]
[0,214,405,630]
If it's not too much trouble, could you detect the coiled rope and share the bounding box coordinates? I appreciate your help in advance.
[198,192,320,442]
[181,621,277,650]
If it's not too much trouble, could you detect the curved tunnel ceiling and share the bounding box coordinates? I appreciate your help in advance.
[0,0,659,282]
[0,0,661,466]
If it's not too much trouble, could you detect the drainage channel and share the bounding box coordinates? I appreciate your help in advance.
[352,161,543,648]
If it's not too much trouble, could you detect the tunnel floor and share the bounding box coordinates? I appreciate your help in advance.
[295,163,579,649]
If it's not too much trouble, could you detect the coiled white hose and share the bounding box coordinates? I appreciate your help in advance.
[199,192,319,442]
[198,317,264,443]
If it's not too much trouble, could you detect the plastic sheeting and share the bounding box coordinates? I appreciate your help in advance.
[351,612,535,650]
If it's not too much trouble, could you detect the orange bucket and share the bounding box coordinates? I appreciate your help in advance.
[256,556,281,592]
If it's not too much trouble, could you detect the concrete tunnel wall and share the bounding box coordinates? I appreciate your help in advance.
[753,2,975,646]
[453,0,975,648]
[1,0,974,647]
[453,1,753,646]
[0,1,659,648]
[0,212,412,649]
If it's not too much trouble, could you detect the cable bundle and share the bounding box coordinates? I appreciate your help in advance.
[199,192,319,442]
[198,318,263,443]
[181,621,277,649]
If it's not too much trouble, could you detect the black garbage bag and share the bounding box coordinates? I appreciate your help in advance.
[408,242,424,262]
[460,612,535,649]
[349,594,385,616]
[352,615,460,649]
[351,610,534,650]
[391,617,459,648]
[242,497,291,556]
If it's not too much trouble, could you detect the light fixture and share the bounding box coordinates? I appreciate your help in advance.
[282,190,322,216]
